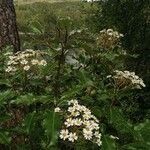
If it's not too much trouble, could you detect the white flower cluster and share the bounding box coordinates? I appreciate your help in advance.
[107,70,146,89]
[58,100,102,146]
[100,29,124,39]
[97,29,123,49]
[5,49,47,73]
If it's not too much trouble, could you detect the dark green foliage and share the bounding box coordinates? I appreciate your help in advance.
[0,1,149,150]
[93,0,150,122]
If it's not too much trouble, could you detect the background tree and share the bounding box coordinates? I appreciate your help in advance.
[95,0,150,74]
[94,0,150,121]
[0,0,20,52]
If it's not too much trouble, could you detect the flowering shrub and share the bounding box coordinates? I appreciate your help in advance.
[97,29,123,49]
[5,49,47,73]
[57,100,102,146]
[107,70,146,89]
[0,13,148,149]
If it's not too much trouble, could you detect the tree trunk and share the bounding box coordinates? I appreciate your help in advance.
[0,0,20,52]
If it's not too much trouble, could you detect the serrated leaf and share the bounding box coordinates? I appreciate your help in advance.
[11,93,35,105]
[12,94,52,105]
[43,111,61,148]
[22,112,36,134]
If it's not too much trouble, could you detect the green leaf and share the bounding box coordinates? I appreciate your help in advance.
[101,135,117,150]
[0,79,11,87]
[0,131,11,145]
[134,119,150,142]
[22,112,36,134]
[122,142,150,150]
[60,84,83,101]
[30,21,44,34]
[0,90,15,106]
[11,94,52,105]
[0,114,11,122]
[100,52,119,62]
[11,93,35,105]
[108,107,135,135]
[16,144,31,150]
[78,70,93,86]
[43,111,61,148]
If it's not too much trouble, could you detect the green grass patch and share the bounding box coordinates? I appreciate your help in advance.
[15,1,90,33]
[15,0,80,5]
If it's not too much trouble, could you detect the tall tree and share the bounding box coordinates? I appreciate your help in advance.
[0,0,20,52]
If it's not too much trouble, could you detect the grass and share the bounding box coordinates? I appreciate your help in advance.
[15,0,80,5]
[14,0,96,49]
[15,0,89,30]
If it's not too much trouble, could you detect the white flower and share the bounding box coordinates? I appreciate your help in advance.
[90,121,99,130]
[74,118,82,126]
[20,59,28,65]
[5,49,47,75]
[4,52,13,56]
[83,108,91,114]
[83,120,91,126]
[31,59,39,65]
[68,106,76,113]
[83,114,92,120]
[139,81,146,87]
[120,33,124,37]
[83,110,92,120]
[24,53,30,57]
[91,115,99,123]
[71,111,80,117]
[83,128,93,140]
[110,135,119,140]
[68,99,78,105]
[5,66,13,72]
[108,32,113,36]
[65,118,74,127]
[107,29,113,33]
[39,60,47,66]
[9,56,15,60]
[84,120,99,131]
[23,65,30,71]
[106,75,112,78]
[68,132,78,142]
[7,60,15,65]
[100,28,123,39]
[74,104,83,111]
[107,29,113,36]
[59,99,101,146]
[80,105,87,112]
[96,139,102,146]
[94,132,102,138]
[110,70,146,89]
[54,107,61,113]
[26,49,35,53]
[100,29,106,33]
[60,129,69,140]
